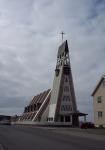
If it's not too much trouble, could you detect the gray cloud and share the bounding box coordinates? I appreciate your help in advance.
[0,0,105,121]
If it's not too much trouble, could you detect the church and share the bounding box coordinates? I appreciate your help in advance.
[18,40,87,126]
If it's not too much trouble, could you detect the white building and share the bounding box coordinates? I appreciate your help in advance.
[92,75,105,127]
[19,40,87,126]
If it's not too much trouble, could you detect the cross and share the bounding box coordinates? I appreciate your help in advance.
[60,31,65,42]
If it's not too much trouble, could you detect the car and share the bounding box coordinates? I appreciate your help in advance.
[0,119,11,125]
[80,122,95,129]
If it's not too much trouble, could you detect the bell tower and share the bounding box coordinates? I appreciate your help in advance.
[48,40,78,125]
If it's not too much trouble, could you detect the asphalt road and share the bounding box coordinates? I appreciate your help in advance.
[0,125,105,150]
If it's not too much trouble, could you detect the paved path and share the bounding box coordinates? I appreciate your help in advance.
[0,125,105,150]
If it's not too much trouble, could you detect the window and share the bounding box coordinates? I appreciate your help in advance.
[60,116,64,122]
[61,105,72,111]
[62,96,70,101]
[65,77,68,82]
[47,117,53,121]
[65,116,71,122]
[97,96,102,103]
[63,96,66,101]
[64,86,69,92]
[61,105,64,111]
[66,96,70,101]
[98,111,103,117]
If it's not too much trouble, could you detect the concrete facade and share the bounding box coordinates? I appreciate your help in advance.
[92,75,105,127]
[48,40,79,126]
[18,40,86,126]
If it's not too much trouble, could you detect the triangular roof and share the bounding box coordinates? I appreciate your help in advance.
[19,89,51,121]
[91,75,105,96]
[29,89,51,105]
[57,40,69,58]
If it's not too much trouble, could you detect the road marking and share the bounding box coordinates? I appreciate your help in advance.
[0,144,6,150]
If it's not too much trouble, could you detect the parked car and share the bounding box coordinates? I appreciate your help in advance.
[0,119,11,125]
[80,122,95,129]
[0,115,11,125]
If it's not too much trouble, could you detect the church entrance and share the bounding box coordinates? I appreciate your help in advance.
[72,115,79,126]
[65,116,71,122]
[60,115,71,122]
[60,116,64,122]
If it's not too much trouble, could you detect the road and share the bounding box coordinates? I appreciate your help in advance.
[0,125,105,150]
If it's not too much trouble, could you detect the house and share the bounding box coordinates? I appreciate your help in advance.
[92,75,105,127]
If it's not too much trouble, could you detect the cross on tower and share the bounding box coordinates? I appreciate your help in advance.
[60,31,65,43]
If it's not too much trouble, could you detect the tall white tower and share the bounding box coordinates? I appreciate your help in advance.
[48,40,78,126]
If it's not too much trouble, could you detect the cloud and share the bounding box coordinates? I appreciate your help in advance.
[0,0,105,121]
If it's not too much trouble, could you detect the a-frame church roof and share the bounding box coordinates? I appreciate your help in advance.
[19,89,51,121]
[57,40,69,58]
[29,89,51,105]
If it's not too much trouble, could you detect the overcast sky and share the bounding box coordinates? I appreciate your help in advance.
[0,0,105,121]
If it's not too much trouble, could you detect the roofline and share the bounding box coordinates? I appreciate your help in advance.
[32,89,52,121]
[57,40,68,58]
[91,75,105,96]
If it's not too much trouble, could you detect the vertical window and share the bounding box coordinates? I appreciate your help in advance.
[60,116,64,122]
[98,111,103,118]
[61,105,72,111]
[65,116,71,122]
[62,96,70,101]
[63,96,66,101]
[66,106,69,111]
[64,86,69,92]
[97,96,102,103]
[61,105,65,111]
[48,117,53,121]
[70,105,72,111]
[66,96,70,101]
[65,77,68,82]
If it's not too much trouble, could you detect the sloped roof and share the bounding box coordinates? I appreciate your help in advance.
[29,89,51,105]
[91,75,105,96]
[57,40,69,58]
[19,89,51,121]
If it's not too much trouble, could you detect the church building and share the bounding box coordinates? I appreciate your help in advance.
[19,40,87,126]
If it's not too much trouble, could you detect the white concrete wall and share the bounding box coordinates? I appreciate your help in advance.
[48,66,63,119]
